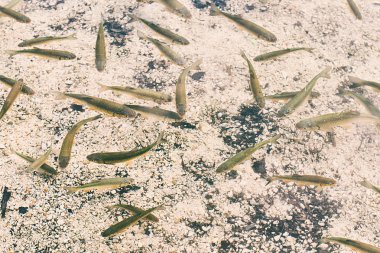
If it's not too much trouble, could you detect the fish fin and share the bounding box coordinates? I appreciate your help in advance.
[97,83,109,92]
[303,48,314,53]
[265,177,274,186]
[5,50,17,57]
[52,91,67,100]
[320,66,332,79]
[137,30,148,40]
[127,14,139,23]
[315,186,323,193]
[155,132,165,145]
[63,187,78,194]
[67,33,77,40]
[348,76,364,86]
[209,3,221,16]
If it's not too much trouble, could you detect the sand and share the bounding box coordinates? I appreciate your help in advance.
[0,0,379,252]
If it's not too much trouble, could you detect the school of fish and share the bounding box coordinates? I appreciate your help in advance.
[0,0,379,251]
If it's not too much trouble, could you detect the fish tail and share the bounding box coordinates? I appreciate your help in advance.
[303,48,314,53]
[210,3,221,16]
[359,179,373,189]
[127,14,139,23]
[5,50,18,57]
[97,83,109,92]
[348,76,364,87]
[265,177,275,186]
[320,66,332,79]
[270,134,282,144]
[156,132,165,145]
[67,33,77,40]
[63,187,78,194]
[186,59,202,72]
[137,30,148,40]
[240,50,249,62]
[52,91,67,100]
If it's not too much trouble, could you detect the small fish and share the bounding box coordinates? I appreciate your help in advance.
[98,83,172,102]
[322,237,380,253]
[125,104,182,121]
[241,51,265,108]
[27,148,52,173]
[0,75,35,95]
[128,14,189,45]
[137,30,185,66]
[54,92,136,117]
[0,5,30,23]
[210,3,276,42]
[296,110,380,131]
[216,134,280,173]
[101,205,163,237]
[338,88,380,117]
[59,115,102,168]
[0,79,23,120]
[176,59,202,117]
[347,0,362,20]
[348,76,380,93]
[107,204,159,222]
[253,48,313,61]
[18,34,76,47]
[6,47,76,60]
[87,133,163,164]
[0,0,22,18]
[15,151,57,175]
[360,180,380,194]
[96,21,106,72]
[155,0,191,19]
[268,174,336,187]
[265,91,320,102]
[278,67,331,117]
[64,177,134,193]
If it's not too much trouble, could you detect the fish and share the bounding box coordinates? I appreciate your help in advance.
[0,79,23,120]
[347,0,362,20]
[137,30,185,66]
[98,83,172,102]
[278,67,331,117]
[321,237,380,253]
[54,92,136,117]
[268,174,336,187]
[0,0,22,18]
[87,133,163,164]
[27,148,52,173]
[216,134,281,173]
[125,104,182,121]
[155,0,191,19]
[96,21,106,72]
[295,110,380,131]
[59,115,102,168]
[241,51,265,108]
[64,177,134,193]
[18,34,76,47]
[176,59,202,117]
[338,88,380,117]
[0,75,35,95]
[348,76,380,93]
[6,48,76,60]
[210,3,276,42]
[101,205,163,237]
[253,47,314,61]
[128,14,189,45]
[359,180,380,194]
[265,91,320,102]
[0,5,30,23]
[107,204,159,222]
[14,151,57,175]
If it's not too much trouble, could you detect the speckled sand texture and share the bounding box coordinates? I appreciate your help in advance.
[0,0,379,252]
